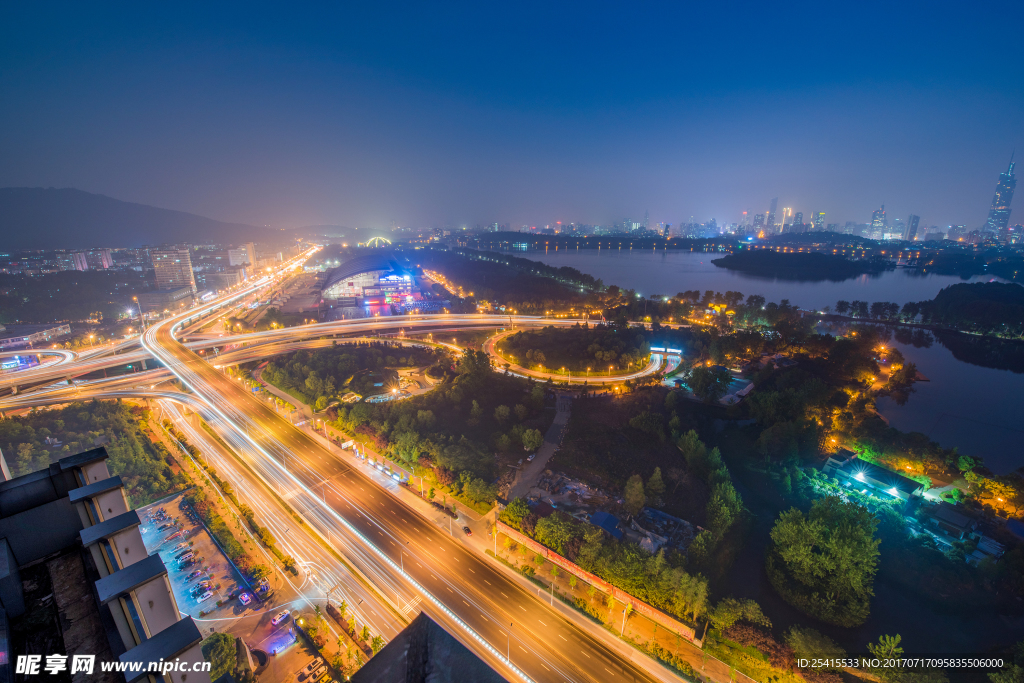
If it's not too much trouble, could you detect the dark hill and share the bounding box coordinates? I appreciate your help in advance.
[920,282,1024,336]
[0,187,286,249]
[712,249,889,281]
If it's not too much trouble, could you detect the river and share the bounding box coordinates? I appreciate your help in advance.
[501,249,1024,474]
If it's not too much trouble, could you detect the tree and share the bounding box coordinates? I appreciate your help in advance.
[623,475,646,517]
[535,512,577,555]
[494,404,510,423]
[835,300,850,315]
[688,365,732,403]
[499,497,532,531]
[786,626,845,666]
[646,467,666,507]
[201,633,236,682]
[514,404,529,420]
[522,428,544,451]
[371,635,385,654]
[766,496,880,627]
[360,625,370,641]
[709,597,771,631]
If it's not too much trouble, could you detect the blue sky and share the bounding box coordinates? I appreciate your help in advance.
[1,1,1021,230]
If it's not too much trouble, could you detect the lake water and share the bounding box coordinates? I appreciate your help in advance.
[520,248,1003,309]
[503,249,1024,473]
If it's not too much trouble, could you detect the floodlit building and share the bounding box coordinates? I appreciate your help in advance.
[0,323,72,350]
[985,156,1016,242]
[824,451,924,501]
[137,286,194,314]
[321,251,420,307]
[904,214,920,241]
[151,248,197,294]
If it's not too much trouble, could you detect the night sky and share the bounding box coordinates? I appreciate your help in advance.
[1,2,1022,231]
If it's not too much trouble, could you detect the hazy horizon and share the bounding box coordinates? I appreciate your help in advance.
[1,2,1022,231]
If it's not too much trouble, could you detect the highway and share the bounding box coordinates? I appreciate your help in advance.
[139,278,676,681]
[0,314,661,394]
[483,328,663,385]
[156,399,406,644]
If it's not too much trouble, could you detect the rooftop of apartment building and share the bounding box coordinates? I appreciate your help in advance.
[0,447,210,683]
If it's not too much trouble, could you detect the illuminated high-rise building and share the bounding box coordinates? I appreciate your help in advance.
[904,215,920,241]
[151,247,197,293]
[813,212,825,231]
[871,205,886,231]
[72,252,89,271]
[767,197,778,230]
[985,155,1016,242]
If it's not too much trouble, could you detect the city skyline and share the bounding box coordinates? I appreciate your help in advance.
[1,3,1022,232]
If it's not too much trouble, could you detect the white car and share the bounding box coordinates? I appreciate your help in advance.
[196,591,214,603]
[271,609,290,626]
[527,454,536,462]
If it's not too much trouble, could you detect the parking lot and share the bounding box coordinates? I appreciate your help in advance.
[138,492,254,622]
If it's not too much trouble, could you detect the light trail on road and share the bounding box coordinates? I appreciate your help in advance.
[135,262,674,682]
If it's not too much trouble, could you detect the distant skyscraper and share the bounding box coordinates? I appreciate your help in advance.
[767,198,778,230]
[72,252,89,271]
[152,247,197,293]
[752,214,765,231]
[904,215,920,241]
[871,205,886,231]
[985,155,1016,242]
[793,211,803,227]
[663,223,671,238]
[813,212,825,231]
[643,209,649,230]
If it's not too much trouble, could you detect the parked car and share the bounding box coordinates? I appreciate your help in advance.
[186,570,204,581]
[309,663,326,680]
[190,582,211,596]
[527,453,536,462]
[176,552,195,563]
[157,523,173,531]
[300,657,323,676]
[313,670,330,683]
[238,592,252,606]
[462,526,472,536]
[174,549,193,560]
[271,610,290,626]
[196,591,214,603]
[177,559,195,570]
[166,531,183,541]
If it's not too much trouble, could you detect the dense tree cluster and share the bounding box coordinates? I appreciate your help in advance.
[261,342,445,407]
[499,499,710,623]
[0,400,185,506]
[766,496,880,627]
[713,250,890,281]
[833,283,1024,338]
[499,324,650,373]
[414,248,592,314]
[331,350,548,506]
